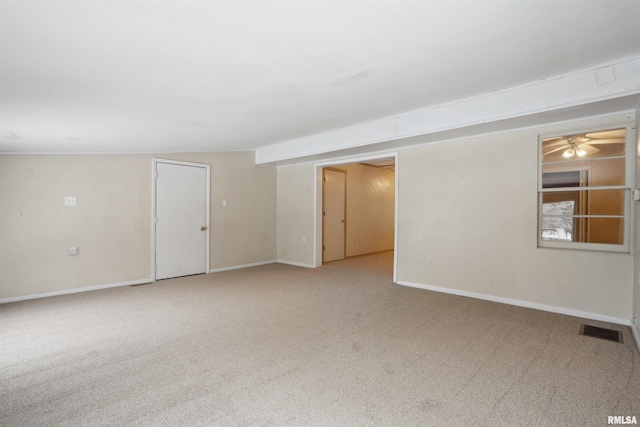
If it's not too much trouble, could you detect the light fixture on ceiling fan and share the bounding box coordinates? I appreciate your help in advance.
[561,139,588,159]
[543,129,625,160]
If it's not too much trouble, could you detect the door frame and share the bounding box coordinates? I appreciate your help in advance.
[151,158,210,281]
[322,167,347,263]
[314,152,399,282]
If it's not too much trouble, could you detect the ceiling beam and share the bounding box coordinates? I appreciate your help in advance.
[256,56,640,165]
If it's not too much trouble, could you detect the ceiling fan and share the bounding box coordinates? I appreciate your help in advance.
[542,129,625,159]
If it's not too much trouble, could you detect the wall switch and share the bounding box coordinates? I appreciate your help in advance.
[222,200,228,207]
[68,246,78,256]
[64,196,77,206]
[301,236,306,243]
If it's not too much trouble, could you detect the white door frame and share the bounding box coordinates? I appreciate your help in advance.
[314,152,399,283]
[152,158,210,281]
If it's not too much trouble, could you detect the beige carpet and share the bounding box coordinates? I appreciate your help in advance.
[1,251,638,426]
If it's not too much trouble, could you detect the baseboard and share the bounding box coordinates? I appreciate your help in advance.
[0,278,153,304]
[276,259,316,269]
[631,323,640,354]
[396,280,631,327]
[209,260,276,273]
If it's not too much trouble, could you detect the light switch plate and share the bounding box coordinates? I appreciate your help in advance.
[65,196,77,206]
[68,246,78,256]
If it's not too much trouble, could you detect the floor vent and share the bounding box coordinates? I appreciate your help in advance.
[579,324,623,343]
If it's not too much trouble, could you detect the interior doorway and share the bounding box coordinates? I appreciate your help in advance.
[316,154,398,281]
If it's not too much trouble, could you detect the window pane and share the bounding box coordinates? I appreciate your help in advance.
[587,189,624,215]
[538,126,628,251]
[542,158,625,187]
[542,190,623,216]
[542,128,625,163]
[541,217,623,244]
[542,191,586,215]
[586,218,624,244]
[541,215,575,242]
[542,171,580,188]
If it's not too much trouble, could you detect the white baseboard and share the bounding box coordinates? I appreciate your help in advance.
[209,260,276,273]
[0,278,153,304]
[276,259,316,269]
[631,323,640,354]
[396,280,631,327]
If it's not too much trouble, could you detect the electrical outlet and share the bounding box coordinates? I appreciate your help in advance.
[301,236,306,243]
[634,313,638,325]
[68,246,78,256]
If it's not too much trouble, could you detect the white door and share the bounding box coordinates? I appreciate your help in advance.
[323,168,346,262]
[155,161,209,280]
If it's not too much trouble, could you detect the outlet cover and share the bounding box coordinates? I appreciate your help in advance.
[64,196,77,206]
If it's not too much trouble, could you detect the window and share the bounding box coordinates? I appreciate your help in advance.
[538,125,632,252]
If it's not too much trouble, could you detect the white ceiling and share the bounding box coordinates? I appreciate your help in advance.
[1,1,639,157]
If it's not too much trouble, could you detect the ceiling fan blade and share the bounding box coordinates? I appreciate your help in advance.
[585,129,625,140]
[578,144,600,154]
[585,138,625,145]
[542,137,569,149]
[543,145,569,155]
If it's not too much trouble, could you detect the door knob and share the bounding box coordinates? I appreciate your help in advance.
[201,226,207,231]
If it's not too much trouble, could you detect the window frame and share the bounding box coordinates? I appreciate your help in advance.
[537,121,634,253]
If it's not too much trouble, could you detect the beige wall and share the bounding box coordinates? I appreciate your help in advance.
[275,114,635,321]
[334,163,394,257]
[276,164,315,266]
[0,152,276,300]
[2,114,635,323]
[396,118,633,321]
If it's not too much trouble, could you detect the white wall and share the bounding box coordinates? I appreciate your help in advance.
[0,152,276,300]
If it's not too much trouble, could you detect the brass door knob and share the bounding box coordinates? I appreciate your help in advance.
[201,226,207,231]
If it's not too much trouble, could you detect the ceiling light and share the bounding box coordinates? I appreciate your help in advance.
[576,147,587,157]
[562,148,575,158]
